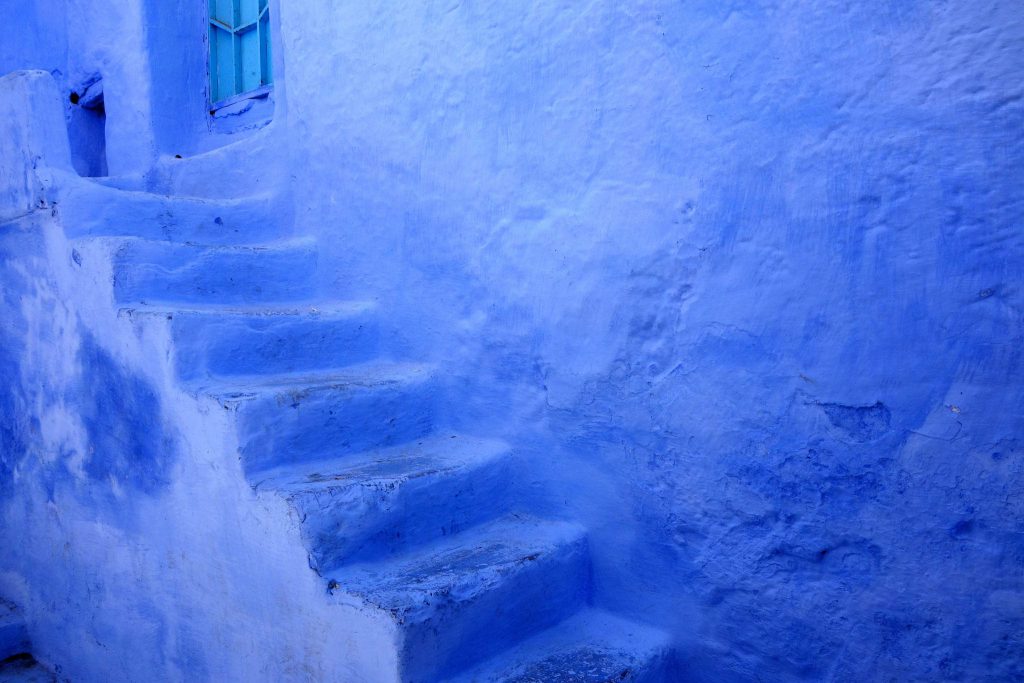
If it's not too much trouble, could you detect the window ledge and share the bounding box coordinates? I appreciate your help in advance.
[209,85,272,116]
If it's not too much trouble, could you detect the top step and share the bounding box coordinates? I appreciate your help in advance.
[59,181,285,245]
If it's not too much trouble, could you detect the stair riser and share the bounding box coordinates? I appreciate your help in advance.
[402,536,591,682]
[171,312,381,381]
[292,454,514,568]
[233,377,437,475]
[61,185,284,244]
[113,242,317,305]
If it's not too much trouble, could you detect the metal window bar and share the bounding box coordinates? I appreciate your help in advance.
[208,0,272,105]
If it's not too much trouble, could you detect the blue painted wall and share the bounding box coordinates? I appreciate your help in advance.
[278,2,1024,679]
[0,0,1022,680]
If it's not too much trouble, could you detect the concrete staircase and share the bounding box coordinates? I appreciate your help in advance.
[68,190,673,682]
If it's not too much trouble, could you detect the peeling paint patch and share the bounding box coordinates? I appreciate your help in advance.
[820,401,891,442]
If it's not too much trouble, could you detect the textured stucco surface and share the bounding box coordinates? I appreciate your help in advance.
[278,2,1024,680]
[0,0,1022,681]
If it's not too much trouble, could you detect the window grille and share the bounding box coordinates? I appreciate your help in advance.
[208,0,272,106]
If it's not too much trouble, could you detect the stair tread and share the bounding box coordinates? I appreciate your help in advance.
[253,434,510,493]
[450,609,671,683]
[327,516,585,613]
[190,361,434,398]
[120,301,375,318]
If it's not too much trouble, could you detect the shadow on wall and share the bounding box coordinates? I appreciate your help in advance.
[0,223,39,499]
[0,311,30,499]
[0,222,176,504]
[74,331,177,495]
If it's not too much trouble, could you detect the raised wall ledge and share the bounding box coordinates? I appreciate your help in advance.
[0,70,73,223]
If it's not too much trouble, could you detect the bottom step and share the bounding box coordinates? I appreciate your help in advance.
[450,609,672,683]
[328,516,589,682]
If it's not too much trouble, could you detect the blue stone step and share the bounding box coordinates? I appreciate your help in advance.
[326,516,590,683]
[120,302,381,380]
[194,362,437,475]
[60,182,284,244]
[254,434,513,568]
[0,599,29,661]
[449,609,672,683]
[111,237,317,305]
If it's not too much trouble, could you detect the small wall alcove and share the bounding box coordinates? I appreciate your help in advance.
[67,76,108,178]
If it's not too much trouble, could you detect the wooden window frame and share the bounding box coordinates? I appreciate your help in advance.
[208,0,273,109]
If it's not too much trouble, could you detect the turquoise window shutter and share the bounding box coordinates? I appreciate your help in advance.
[208,0,273,105]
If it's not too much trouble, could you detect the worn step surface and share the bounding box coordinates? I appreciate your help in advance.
[450,609,672,683]
[111,237,317,305]
[327,516,590,683]
[121,301,381,380]
[59,181,284,244]
[256,434,513,568]
[195,362,437,474]
[0,601,28,662]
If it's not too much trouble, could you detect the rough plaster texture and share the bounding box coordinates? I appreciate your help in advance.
[278,2,1024,680]
[0,1,1022,681]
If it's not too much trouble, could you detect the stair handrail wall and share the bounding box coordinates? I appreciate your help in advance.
[0,70,75,224]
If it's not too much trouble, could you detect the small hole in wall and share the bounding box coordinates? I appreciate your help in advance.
[67,79,108,178]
